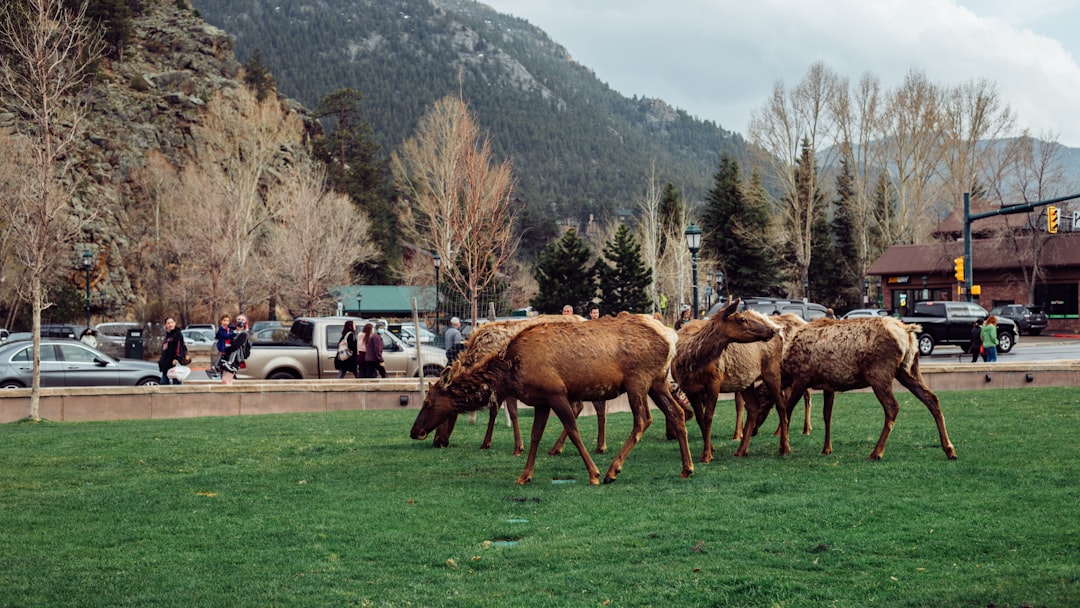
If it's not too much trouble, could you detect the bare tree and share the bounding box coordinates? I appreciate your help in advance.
[269,161,378,316]
[392,95,519,325]
[748,61,842,297]
[189,88,305,312]
[635,165,663,312]
[939,78,1017,211]
[0,0,104,418]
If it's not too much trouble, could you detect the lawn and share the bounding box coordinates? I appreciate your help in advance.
[0,387,1077,607]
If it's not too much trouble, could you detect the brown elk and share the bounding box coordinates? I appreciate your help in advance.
[410,313,698,485]
[773,316,957,460]
[430,315,606,455]
[671,308,789,463]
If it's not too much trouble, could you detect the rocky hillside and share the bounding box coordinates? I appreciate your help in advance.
[2,0,308,317]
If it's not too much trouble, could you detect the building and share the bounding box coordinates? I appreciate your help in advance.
[869,202,1080,334]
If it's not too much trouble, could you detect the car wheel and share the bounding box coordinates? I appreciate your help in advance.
[1,380,25,389]
[137,377,160,386]
[1028,329,1042,336]
[917,334,935,356]
[268,370,299,380]
[997,332,1014,353]
[422,365,443,378]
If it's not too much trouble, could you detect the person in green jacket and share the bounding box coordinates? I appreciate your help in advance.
[980,315,999,362]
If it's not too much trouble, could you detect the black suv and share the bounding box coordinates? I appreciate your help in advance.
[989,304,1048,336]
[705,297,830,321]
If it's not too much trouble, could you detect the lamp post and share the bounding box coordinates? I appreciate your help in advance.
[716,270,724,305]
[705,268,714,310]
[80,250,92,331]
[684,222,702,319]
[921,274,929,301]
[433,252,441,333]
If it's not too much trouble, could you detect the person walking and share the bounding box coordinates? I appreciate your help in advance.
[335,320,359,379]
[980,315,999,362]
[356,322,371,377]
[80,328,98,348]
[969,320,984,363]
[674,306,692,330]
[444,317,464,363]
[158,317,186,385]
[364,323,386,378]
[220,315,250,385]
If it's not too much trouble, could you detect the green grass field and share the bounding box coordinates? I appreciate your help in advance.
[1,387,1077,607]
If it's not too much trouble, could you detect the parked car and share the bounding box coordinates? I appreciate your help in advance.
[988,304,1048,336]
[705,297,830,321]
[0,338,162,388]
[841,308,892,319]
[251,327,290,343]
[901,301,1017,356]
[181,328,215,353]
[0,328,8,344]
[387,323,436,345]
[40,324,78,339]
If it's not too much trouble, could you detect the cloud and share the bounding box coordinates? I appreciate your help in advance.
[482,0,1080,146]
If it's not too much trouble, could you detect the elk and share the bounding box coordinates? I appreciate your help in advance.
[430,315,606,455]
[773,317,957,460]
[671,308,790,463]
[410,313,698,485]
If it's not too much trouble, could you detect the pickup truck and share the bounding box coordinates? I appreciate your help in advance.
[903,301,1017,356]
[238,317,447,380]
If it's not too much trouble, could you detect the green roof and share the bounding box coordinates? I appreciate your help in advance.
[330,285,437,316]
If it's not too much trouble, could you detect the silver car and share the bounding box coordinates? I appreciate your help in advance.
[0,338,162,388]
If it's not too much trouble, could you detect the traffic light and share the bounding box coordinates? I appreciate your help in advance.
[953,256,964,282]
[1047,205,1059,234]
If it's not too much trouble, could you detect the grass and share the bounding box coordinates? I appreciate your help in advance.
[0,387,1077,607]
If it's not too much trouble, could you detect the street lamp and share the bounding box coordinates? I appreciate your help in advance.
[80,250,93,331]
[716,270,724,305]
[684,222,702,319]
[921,274,929,301]
[433,252,441,333]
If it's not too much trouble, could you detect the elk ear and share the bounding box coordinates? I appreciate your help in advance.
[720,298,741,320]
[439,365,455,388]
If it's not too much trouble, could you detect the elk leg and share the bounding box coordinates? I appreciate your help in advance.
[695,388,719,463]
[895,368,957,459]
[480,402,499,450]
[821,390,836,455]
[505,397,523,457]
[518,406,551,485]
[868,384,900,460]
[647,382,694,479]
[772,381,804,457]
[548,400,585,455]
[802,390,813,435]
[549,398,602,485]
[733,387,764,457]
[733,392,745,441]
[603,389,655,483]
[593,401,607,454]
[432,413,457,448]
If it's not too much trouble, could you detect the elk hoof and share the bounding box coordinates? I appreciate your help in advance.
[602,474,617,484]
[867,453,884,461]
[945,447,958,460]
[547,447,563,456]
[513,448,524,457]
[515,474,533,485]
[681,467,694,478]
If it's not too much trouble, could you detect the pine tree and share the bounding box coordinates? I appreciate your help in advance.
[657,181,683,258]
[594,224,652,314]
[829,158,863,311]
[242,49,275,102]
[701,152,778,298]
[530,229,596,314]
[311,88,397,283]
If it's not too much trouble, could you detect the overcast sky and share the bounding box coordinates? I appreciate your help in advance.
[480,0,1080,148]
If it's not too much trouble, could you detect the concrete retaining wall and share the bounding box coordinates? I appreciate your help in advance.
[1,362,1077,424]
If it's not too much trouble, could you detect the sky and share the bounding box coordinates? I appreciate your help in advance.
[480,0,1080,148]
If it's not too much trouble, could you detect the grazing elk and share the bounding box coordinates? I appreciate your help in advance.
[670,306,789,463]
[431,315,606,455]
[410,313,695,485]
[773,317,957,460]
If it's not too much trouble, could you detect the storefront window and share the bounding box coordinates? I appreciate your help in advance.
[1034,283,1079,318]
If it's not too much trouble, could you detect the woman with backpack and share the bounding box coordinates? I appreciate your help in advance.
[335,320,359,378]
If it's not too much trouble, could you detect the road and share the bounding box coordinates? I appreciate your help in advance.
[924,334,1080,363]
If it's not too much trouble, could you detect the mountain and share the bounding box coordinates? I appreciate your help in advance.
[189,0,745,219]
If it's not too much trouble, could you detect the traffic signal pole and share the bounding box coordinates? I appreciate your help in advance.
[963,191,1079,302]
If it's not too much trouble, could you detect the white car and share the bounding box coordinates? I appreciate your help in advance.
[841,308,892,319]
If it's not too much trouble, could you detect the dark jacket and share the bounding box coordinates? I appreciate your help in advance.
[159,328,186,373]
[223,330,250,366]
[364,331,383,362]
[215,325,235,353]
